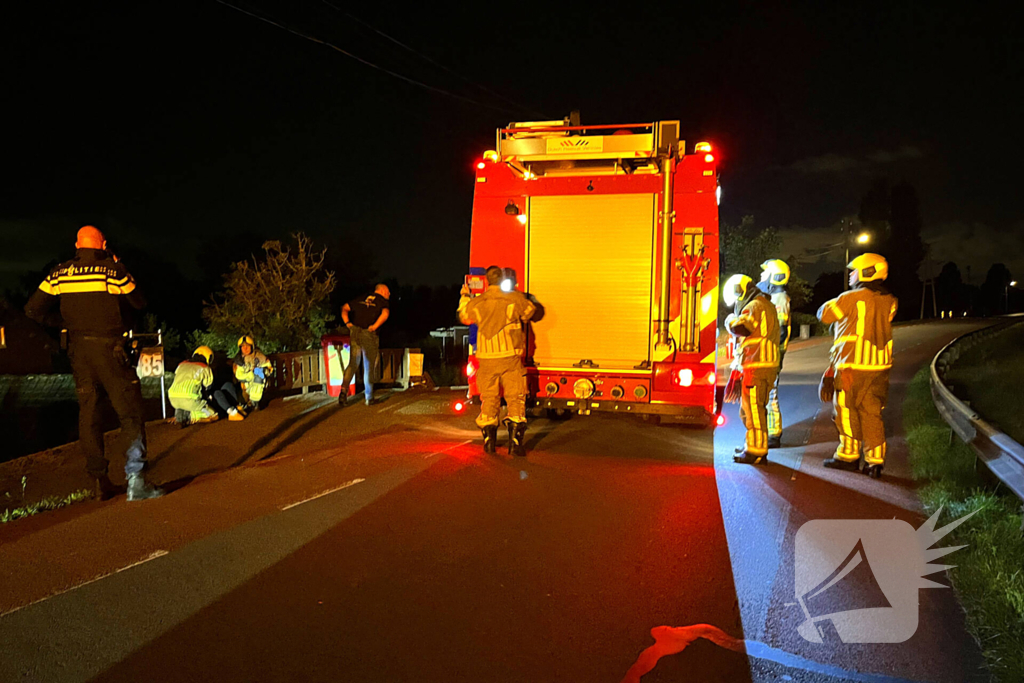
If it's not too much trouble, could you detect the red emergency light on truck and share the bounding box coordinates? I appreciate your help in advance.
[465,116,720,426]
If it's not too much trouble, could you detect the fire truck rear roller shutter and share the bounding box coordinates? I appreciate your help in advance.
[528,193,655,370]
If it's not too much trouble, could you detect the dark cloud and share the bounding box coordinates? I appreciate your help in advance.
[782,145,925,174]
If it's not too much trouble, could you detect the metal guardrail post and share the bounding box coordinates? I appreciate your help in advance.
[929,321,1024,504]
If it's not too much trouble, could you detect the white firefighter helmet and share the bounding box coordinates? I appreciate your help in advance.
[723,274,753,307]
[760,259,791,286]
[848,253,888,282]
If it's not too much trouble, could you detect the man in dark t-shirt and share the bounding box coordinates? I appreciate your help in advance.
[340,284,391,405]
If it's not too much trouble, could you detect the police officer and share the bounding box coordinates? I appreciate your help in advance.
[817,253,898,478]
[458,265,536,456]
[233,335,273,411]
[24,226,162,501]
[340,284,391,406]
[723,273,780,464]
[758,259,792,448]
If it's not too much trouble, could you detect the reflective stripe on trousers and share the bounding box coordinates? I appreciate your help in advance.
[831,369,889,464]
[476,355,527,428]
[740,376,772,456]
[767,351,785,438]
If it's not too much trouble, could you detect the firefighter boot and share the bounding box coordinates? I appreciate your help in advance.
[767,435,782,449]
[127,474,164,502]
[864,464,884,479]
[174,409,190,428]
[823,458,860,472]
[733,449,767,465]
[507,420,528,457]
[481,425,498,454]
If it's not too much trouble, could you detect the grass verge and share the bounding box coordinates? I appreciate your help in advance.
[1,489,94,524]
[904,367,1024,681]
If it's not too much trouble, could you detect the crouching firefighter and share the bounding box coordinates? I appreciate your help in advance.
[233,335,273,411]
[817,253,897,478]
[723,274,780,464]
[457,265,536,456]
[758,259,792,448]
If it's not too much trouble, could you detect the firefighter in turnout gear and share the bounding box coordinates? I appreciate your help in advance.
[233,335,273,411]
[723,274,781,464]
[168,346,246,426]
[758,259,791,448]
[23,225,162,501]
[817,253,897,478]
[458,265,536,456]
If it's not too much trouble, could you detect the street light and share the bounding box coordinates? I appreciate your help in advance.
[856,232,871,245]
[1007,280,1018,313]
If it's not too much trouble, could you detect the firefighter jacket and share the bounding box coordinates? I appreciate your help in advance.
[458,286,536,360]
[758,282,791,351]
[727,292,780,380]
[24,248,145,337]
[168,360,214,411]
[233,349,272,384]
[817,282,898,371]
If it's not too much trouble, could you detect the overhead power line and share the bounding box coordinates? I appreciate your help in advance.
[320,1,544,118]
[213,0,522,115]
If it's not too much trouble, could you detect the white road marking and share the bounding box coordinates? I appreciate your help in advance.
[279,478,365,511]
[0,550,169,619]
[424,439,473,459]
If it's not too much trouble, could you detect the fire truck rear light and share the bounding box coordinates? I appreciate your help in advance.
[676,369,693,387]
[704,154,715,163]
[516,214,527,225]
[466,362,476,377]
[706,371,717,385]
[476,162,486,170]
[716,414,726,427]
[695,142,712,153]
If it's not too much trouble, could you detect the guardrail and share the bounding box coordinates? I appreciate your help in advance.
[267,349,323,394]
[265,347,423,396]
[930,321,1024,503]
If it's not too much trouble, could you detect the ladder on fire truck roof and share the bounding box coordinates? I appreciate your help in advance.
[497,118,681,170]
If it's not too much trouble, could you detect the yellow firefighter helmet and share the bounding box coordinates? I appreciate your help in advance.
[194,346,214,365]
[760,259,791,286]
[848,253,888,282]
[237,335,255,348]
[722,274,753,307]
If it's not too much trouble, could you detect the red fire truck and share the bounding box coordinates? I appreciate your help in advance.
[464,116,720,427]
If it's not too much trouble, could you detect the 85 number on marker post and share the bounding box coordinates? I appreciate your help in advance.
[137,347,165,378]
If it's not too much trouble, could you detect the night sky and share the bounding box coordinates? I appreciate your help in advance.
[3,2,1020,300]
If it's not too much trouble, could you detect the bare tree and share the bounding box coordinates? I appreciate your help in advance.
[203,233,336,352]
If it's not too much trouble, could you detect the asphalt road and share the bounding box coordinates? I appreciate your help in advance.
[0,321,992,682]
